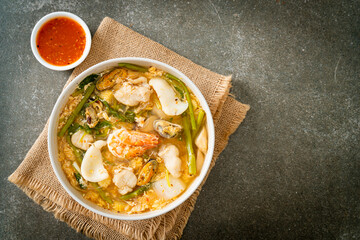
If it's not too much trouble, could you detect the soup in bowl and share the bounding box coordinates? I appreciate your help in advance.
[48,58,214,220]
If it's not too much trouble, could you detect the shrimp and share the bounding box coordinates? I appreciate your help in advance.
[107,128,159,159]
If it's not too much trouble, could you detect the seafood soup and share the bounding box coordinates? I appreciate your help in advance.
[57,63,208,214]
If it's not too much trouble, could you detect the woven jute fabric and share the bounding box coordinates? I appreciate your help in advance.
[8,17,250,239]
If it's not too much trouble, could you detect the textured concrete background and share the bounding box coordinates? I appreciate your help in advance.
[1,0,359,239]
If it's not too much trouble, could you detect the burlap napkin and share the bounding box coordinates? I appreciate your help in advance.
[9,17,249,239]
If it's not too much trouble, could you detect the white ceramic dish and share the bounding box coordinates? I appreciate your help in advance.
[30,11,91,71]
[48,57,215,220]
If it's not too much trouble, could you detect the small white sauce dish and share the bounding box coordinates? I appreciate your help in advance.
[30,11,92,71]
[48,58,215,220]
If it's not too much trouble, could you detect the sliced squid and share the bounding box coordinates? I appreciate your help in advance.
[153,176,186,200]
[149,78,188,116]
[81,140,109,182]
[158,144,182,178]
[195,126,208,154]
[196,149,205,172]
[71,130,94,151]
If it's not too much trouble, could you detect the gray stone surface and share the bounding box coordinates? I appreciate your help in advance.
[1,0,359,239]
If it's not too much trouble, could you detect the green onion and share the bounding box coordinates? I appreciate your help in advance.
[92,183,113,204]
[95,127,111,139]
[165,73,197,131]
[65,134,84,164]
[100,99,135,123]
[119,184,151,201]
[183,114,196,175]
[193,109,205,140]
[67,123,82,135]
[78,74,99,90]
[174,86,184,99]
[118,63,148,72]
[93,120,112,129]
[58,83,96,137]
[74,172,87,189]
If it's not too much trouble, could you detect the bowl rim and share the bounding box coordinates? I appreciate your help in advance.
[30,11,92,71]
[48,57,215,220]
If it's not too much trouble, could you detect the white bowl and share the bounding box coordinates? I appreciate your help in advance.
[30,12,91,71]
[48,58,215,220]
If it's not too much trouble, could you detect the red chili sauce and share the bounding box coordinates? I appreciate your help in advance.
[36,17,86,66]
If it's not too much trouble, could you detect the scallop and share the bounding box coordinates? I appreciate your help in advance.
[71,130,94,150]
[153,120,183,138]
[149,78,188,116]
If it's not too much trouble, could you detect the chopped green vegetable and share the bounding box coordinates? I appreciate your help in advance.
[183,114,196,175]
[120,184,151,201]
[111,100,123,111]
[92,120,113,138]
[69,120,113,140]
[74,172,87,189]
[78,74,99,90]
[178,134,183,141]
[71,88,84,97]
[95,127,111,139]
[82,124,92,133]
[67,123,82,135]
[92,183,113,204]
[58,83,96,137]
[193,109,205,140]
[163,78,184,100]
[165,73,196,131]
[118,63,148,72]
[93,120,112,129]
[65,134,84,164]
[125,111,135,123]
[196,109,205,128]
[100,99,135,123]
[174,86,184,99]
